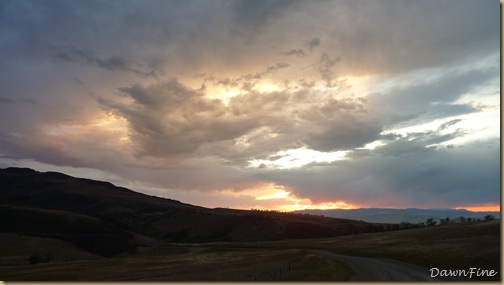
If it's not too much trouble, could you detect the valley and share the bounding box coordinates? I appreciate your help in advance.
[0,168,500,281]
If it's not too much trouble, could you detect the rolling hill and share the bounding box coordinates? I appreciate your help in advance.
[0,167,379,260]
[0,167,499,281]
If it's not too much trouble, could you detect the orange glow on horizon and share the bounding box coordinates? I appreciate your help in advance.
[276,200,358,212]
[249,184,358,211]
[220,183,359,212]
[455,204,500,212]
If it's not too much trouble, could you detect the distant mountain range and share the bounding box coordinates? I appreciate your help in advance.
[293,208,500,224]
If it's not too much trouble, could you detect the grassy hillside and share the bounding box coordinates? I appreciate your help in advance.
[210,219,501,281]
[1,220,498,281]
[0,248,353,281]
[0,204,139,257]
[0,167,379,258]
[3,167,496,281]
[0,233,102,266]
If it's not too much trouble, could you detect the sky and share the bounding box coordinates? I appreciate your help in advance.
[0,0,500,212]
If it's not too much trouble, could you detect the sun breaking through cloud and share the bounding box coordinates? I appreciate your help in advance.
[0,0,499,211]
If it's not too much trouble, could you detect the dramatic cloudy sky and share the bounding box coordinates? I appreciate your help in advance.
[0,0,500,211]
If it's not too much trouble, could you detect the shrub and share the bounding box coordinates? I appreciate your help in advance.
[484,215,495,221]
[28,254,43,264]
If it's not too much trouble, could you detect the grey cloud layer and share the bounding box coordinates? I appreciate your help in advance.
[369,64,499,127]
[260,138,499,208]
[0,0,499,208]
[2,0,497,78]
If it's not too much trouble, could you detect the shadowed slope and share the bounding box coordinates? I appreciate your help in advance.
[0,167,376,258]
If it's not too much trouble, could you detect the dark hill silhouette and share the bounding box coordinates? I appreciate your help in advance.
[0,167,378,257]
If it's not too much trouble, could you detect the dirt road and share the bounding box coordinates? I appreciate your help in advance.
[312,250,436,281]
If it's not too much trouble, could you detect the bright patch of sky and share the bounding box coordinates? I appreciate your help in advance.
[248,148,349,169]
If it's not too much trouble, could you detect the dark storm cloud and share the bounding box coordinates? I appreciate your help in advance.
[371,139,500,206]
[54,46,156,77]
[381,67,498,108]
[253,103,499,208]
[376,121,467,157]
[1,0,498,78]
[19,98,54,108]
[260,138,499,208]
[300,0,500,75]
[318,53,341,86]
[308,38,320,49]
[265,62,290,73]
[280,38,319,58]
[0,0,240,78]
[307,121,382,152]
[370,65,499,125]
[232,0,298,31]
[206,62,292,92]
[438,119,462,131]
[294,97,382,151]
[0,0,499,209]
[0,1,121,54]
[0,131,95,168]
[0,97,15,103]
[424,104,479,120]
[282,49,306,57]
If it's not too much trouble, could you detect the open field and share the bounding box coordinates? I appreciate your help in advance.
[0,169,500,281]
[192,219,501,281]
[0,220,499,281]
[0,233,102,266]
[0,248,352,281]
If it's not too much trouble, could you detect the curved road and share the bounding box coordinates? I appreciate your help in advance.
[312,250,438,281]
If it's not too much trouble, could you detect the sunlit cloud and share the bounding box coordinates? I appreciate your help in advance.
[248,148,349,169]
[44,113,128,137]
[0,0,498,211]
[253,82,283,93]
[256,189,290,200]
[358,140,386,150]
[205,85,244,104]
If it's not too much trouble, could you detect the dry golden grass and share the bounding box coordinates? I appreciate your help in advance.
[0,248,352,281]
[1,219,498,281]
[0,233,102,266]
[210,220,500,281]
